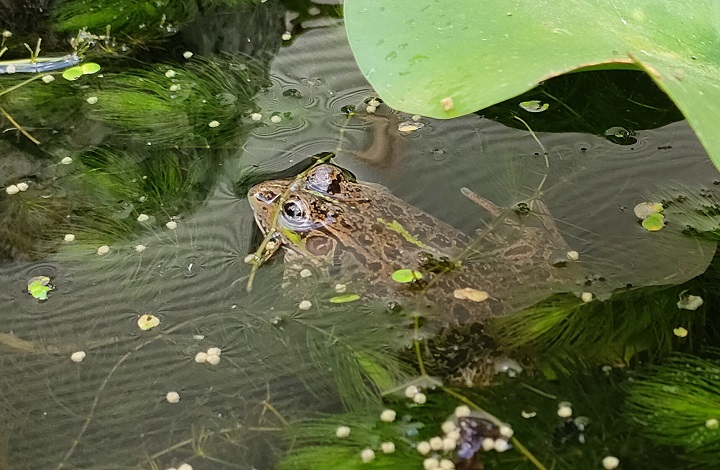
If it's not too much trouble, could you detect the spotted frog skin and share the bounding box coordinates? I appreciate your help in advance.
[248,163,585,327]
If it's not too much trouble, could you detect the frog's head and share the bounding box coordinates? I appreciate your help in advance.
[247,164,363,256]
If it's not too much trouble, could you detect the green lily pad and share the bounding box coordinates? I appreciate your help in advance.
[346,0,720,168]
[61,66,83,81]
[27,276,53,300]
[329,294,361,303]
[391,269,423,283]
[80,62,101,75]
[642,212,666,231]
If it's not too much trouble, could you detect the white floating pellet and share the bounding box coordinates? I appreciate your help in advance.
[602,456,620,470]
[64,234,75,242]
[360,448,374,463]
[166,391,180,403]
[335,425,351,438]
[380,409,396,422]
[70,351,86,363]
[97,245,110,255]
[380,441,395,454]
[194,352,208,363]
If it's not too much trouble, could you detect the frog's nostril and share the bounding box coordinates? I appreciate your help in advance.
[255,190,278,204]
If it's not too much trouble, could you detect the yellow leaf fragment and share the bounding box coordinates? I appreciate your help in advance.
[454,287,489,302]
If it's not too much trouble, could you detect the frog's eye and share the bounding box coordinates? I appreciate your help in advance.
[283,200,306,220]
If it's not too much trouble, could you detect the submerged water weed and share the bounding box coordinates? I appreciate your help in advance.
[626,353,720,464]
[85,55,267,147]
[52,0,199,41]
[490,285,705,371]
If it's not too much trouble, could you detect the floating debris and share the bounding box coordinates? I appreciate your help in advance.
[70,351,86,363]
[270,115,281,123]
[251,113,263,121]
[413,393,427,404]
[137,314,160,331]
[706,418,719,429]
[207,354,221,366]
[166,220,178,230]
[178,464,193,470]
[166,391,180,403]
[5,185,19,195]
[634,202,663,219]
[137,213,150,222]
[28,276,53,300]
[16,182,28,191]
[677,293,703,310]
[135,244,147,253]
[183,51,193,59]
[398,121,424,132]
[423,457,439,469]
[86,96,98,104]
[453,287,489,302]
[429,436,443,451]
[300,268,312,278]
[298,300,312,310]
[194,352,208,363]
[440,96,454,111]
[42,75,55,83]
[329,294,360,303]
[164,70,177,78]
[281,32,292,41]
[64,234,75,242]
[208,120,220,128]
[97,245,110,255]
[673,327,688,338]
[60,156,73,165]
[581,292,593,303]
[566,250,579,261]
[334,283,347,293]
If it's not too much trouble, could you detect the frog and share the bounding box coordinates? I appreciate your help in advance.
[247,163,587,332]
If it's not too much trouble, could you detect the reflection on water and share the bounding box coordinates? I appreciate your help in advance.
[1,2,720,470]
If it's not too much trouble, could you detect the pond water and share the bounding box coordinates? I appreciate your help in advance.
[1,2,720,470]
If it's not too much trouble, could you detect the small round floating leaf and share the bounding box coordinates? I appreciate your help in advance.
[80,62,101,75]
[61,66,83,81]
[27,276,52,300]
[391,269,423,283]
[330,294,360,303]
[519,100,549,113]
[642,213,665,231]
[137,314,160,331]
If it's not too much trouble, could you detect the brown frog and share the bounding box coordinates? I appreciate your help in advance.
[247,163,586,329]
